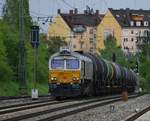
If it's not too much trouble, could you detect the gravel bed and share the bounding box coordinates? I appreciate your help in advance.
[55,94,150,121]
[0,100,82,121]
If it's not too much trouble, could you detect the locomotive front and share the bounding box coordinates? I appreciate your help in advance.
[49,48,81,98]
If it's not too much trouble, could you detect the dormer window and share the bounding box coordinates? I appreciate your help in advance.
[144,21,149,26]
[116,14,120,18]
[73,25,86,33]
[130,21,134,26]
[136,21,141,26]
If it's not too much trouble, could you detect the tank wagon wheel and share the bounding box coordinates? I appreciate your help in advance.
[55,96,61,100]
[80,79,95,97]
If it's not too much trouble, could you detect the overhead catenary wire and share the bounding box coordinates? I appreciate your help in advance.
[61,0,75,9]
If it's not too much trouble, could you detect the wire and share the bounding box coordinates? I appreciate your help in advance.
[102,0,109,9]
[61,0,75,9]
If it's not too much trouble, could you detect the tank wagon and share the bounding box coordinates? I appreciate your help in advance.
[48,48,137,98]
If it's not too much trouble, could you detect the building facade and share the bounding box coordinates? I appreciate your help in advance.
[47,9,103,53]
[97,8,150,54]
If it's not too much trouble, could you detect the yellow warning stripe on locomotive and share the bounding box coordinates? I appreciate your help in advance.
[49,70,80,84]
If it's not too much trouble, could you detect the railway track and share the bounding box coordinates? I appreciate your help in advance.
[125,105,150,121]
[0,95,49,101]
[0,94,141,121]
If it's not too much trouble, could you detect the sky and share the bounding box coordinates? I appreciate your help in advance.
[29,0,150,32]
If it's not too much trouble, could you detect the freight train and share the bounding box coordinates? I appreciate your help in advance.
[48,47,137,98]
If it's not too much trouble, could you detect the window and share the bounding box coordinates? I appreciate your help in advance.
[131,38,134,41]
[90,47,93,52]
[80,34,83,39]
[89,38,93,42]
[66,59,79,69]
[124,46,128,50]
[73,44,76,48]
[144,21,149,26]
[51,59,64,69]
[136,21,141,26]
[130,21,134,26]
[132,46,134,50]
[124,38,128,42]
[73,33,76,38]
[89,29,93,34]
[116,14,120,18]
[73,25,86,33]
[131,30,134,34]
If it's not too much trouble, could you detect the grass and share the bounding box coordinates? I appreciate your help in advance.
[27,81,48,95]
[0,80,48,96]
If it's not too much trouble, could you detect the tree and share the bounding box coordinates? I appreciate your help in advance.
[139,42,150,82]
[0,22,13,82]
[47,37,67,55]
[100,36,128,67]
[3,0,32,38]
[0,21,19,80]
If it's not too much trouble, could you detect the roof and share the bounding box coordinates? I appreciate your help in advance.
[60,13,104,29]
[109,8,150,28]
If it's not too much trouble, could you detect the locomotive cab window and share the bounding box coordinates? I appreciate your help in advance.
[66,59,79,69]
[51,59,64,69]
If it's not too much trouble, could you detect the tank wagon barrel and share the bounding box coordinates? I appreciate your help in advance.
[48,49,138,98]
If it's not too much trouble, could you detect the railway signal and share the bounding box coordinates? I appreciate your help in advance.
[112,53,116,62]
[31,25,40,99]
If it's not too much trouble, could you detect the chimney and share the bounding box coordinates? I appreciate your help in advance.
[69,10,74,15]
[74,8,78,14]
[95,10,99,15]
[57,9,61,14]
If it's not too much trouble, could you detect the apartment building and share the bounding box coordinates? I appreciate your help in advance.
[97,8,150,54]
[47,9,104,53]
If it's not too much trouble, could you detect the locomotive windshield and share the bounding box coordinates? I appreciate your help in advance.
[51,59,64,69]
[66,59,79,69]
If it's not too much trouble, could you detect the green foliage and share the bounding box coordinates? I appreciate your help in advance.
[3,0,32,38]
[26,39,48,84]
[3,0,19,28]
[48,37,67,55]
[139,42,150,84]
[100,37,128,67]
[0,0,49,95]
[0,81,19,96]
[0,21,14,82]
[0,21,19,80]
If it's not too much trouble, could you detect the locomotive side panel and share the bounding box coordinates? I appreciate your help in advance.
[84,61,93,80]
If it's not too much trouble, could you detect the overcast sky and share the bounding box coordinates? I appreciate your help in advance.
[29,0,150,32]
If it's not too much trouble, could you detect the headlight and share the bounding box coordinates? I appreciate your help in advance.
[72,77,76,81]
[76,78,80,80]
[72,77,80,81]
[51,77,57,81]
[51,77,54,80]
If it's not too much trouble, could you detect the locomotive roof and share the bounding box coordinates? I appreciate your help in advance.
[49,51,92,62]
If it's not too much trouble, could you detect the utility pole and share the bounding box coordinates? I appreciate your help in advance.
[18,0,27,95]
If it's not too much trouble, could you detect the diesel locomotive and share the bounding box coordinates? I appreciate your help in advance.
[48,47,137,98]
